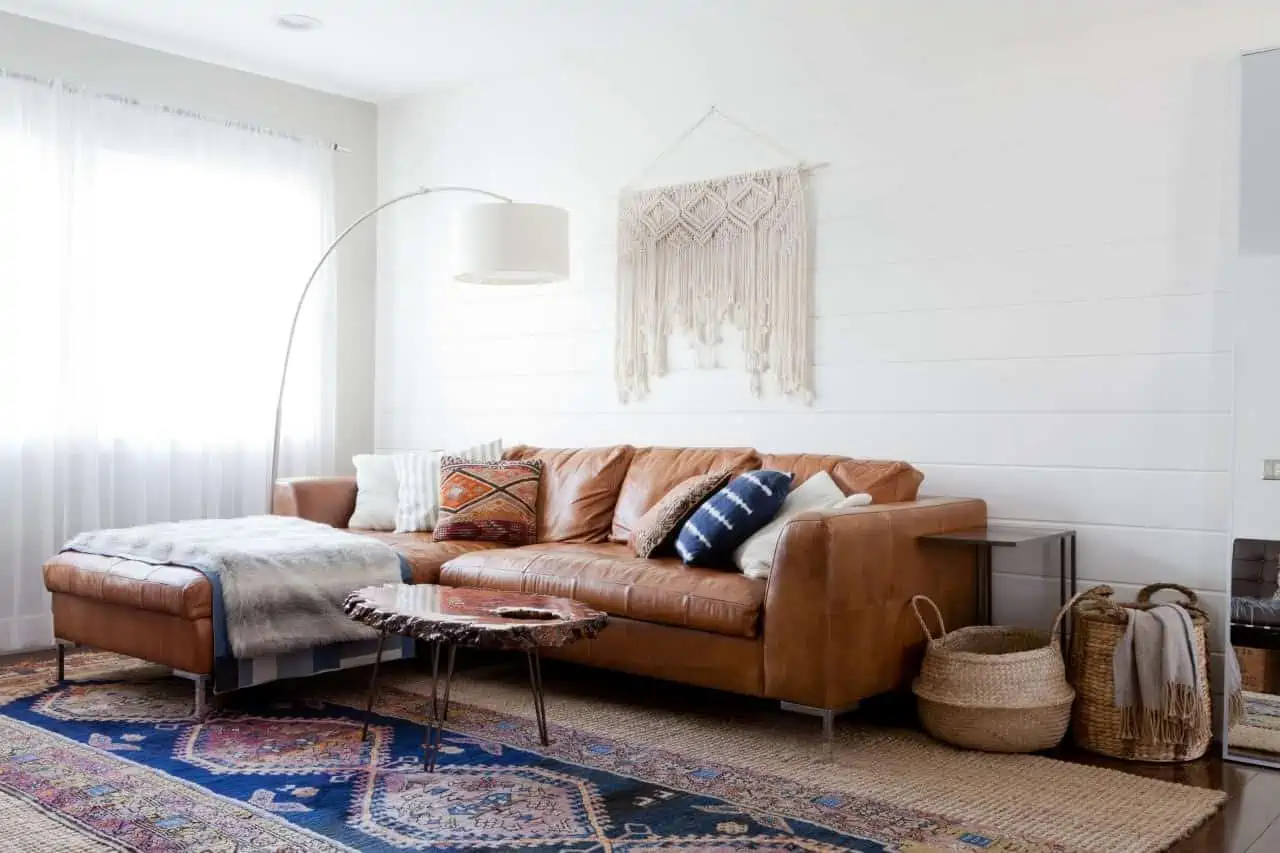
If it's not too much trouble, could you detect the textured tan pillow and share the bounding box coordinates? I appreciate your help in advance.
[631,471,731,558]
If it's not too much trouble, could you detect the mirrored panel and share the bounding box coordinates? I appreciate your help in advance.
[1228,539,1280,766]
[1227,45,1280,770]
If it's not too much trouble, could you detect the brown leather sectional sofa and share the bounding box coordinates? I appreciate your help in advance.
[44,445,985,723]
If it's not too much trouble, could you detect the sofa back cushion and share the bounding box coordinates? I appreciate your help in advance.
[610,446,761,543]
[759,453,923,503]
[503,445,635,543]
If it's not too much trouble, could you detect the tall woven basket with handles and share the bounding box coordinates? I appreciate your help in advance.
[1070,583,1212,763]
[910,593,1081,753]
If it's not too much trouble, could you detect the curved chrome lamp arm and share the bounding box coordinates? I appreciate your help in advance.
[267,185,513,509]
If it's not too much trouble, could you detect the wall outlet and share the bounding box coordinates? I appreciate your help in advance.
[1264,459,1280,481]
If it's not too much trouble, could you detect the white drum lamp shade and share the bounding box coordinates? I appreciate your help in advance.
[452,202,570,285]
[268,186,569,508]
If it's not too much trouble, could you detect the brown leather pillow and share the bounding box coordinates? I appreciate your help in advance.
[630,471,731,558]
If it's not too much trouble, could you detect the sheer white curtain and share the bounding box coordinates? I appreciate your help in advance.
[0,74,337,653]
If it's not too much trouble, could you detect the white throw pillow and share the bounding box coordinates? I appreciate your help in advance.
[348,454,400,530]
[833,492,874,510]
[393,439,503,533]
[734,471,871,579]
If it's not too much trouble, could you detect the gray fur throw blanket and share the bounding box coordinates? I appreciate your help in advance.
[63,515,403,660]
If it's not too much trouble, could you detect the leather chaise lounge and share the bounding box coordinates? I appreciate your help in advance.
[43,445,986,732]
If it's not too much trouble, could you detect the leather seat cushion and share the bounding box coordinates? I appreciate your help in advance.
[610,447,761,543]
[503,445,634,543]
[43,552,212,620]
[439,542,766,638]
[357,531,507,584]
[760,453,924,503]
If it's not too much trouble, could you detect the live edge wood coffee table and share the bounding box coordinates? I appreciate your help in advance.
[344,583,608,771]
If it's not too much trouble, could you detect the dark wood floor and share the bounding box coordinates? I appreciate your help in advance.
[3,648,1279,851]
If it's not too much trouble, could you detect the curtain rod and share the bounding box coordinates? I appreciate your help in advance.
[0,68,350,153]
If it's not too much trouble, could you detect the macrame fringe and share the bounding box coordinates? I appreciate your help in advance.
[616,166,812,402]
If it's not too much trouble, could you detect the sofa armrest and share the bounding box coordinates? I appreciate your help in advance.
[763,496,986,709]
[272,476,358,528]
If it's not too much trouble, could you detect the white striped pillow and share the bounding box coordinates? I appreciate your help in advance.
[392,439,503,533]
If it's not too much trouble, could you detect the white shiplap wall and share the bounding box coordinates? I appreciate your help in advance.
[377,2,1280,643]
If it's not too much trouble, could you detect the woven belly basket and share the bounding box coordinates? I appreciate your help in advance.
[1069,583,1212,762]
[910,594,1082,753]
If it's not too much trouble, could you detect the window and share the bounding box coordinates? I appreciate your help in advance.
[0,74,337,652]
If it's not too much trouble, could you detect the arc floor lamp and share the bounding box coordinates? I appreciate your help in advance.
[267,186,571,505]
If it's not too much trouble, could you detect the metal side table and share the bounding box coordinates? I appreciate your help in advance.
[918,525,1077,647]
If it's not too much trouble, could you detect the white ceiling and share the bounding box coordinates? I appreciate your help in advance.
[0,0,749,102]
[0,0,1203,103]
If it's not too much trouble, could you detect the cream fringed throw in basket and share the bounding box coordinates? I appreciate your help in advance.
[1071,584,1215,762]
[1112,602,1205,746]
[616,166,812,402]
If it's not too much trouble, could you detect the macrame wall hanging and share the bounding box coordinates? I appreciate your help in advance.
[616,106,825,403]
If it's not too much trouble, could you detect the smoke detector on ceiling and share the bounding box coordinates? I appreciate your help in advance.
[276,13,322,32]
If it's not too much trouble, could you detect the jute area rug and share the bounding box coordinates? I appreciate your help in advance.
[316,655,1223,853]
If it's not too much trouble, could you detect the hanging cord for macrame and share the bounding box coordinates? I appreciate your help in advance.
[624,105,827,189]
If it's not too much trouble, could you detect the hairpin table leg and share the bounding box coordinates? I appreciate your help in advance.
[423,642,440,764]
[361,629,388,741]
[440,644,456,724]
[527,650,549,746]
[424,641,456,772]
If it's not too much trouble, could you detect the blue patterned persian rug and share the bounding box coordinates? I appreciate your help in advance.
[0,651,1196,852]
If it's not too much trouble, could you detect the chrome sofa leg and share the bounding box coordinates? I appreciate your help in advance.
[780,701,859,751]
[175,670,211,719]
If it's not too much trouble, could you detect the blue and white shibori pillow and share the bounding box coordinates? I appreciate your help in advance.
[675,470,794,566]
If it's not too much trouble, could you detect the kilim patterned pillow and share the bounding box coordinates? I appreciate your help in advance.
[631,470,731,558]
[433,456,543,546]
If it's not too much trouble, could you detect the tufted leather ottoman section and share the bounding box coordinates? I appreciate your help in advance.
[44,553,212,619]
[43,552,214,674]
